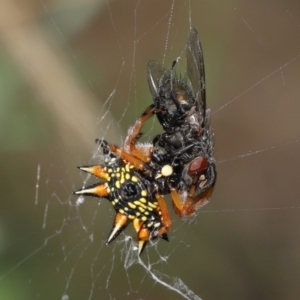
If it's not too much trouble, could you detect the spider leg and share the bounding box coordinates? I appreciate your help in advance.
[104,143,147,171]
[155,193,172,236]
[123,104,162,162]
[98,104,160,171]
[132,193,172,255]
[170,185,214,218]
[124,103,157,150]
[189,186,214,212]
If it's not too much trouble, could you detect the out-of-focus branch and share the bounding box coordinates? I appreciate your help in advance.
[0,0,119,148]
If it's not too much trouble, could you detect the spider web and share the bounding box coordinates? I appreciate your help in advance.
[1,0,300,299]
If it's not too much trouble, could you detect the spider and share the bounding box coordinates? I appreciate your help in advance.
[75,140,172,255]
[75,27,215,254]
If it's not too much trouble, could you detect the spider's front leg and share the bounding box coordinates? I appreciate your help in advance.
[97,104,160,171]
[170,156,216,217]
[125,104,157,148]
[170,186,214,218]
[155,193,172,236]
[123,103,162,161]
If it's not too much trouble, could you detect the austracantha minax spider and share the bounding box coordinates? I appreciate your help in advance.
[75,140,170,255]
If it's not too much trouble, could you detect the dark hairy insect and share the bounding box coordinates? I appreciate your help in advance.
[74,27,216,254]
[144,27,216,217]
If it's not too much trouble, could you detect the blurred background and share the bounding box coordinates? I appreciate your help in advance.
[1,0,300,299]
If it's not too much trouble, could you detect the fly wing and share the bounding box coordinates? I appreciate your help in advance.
[186,28,206,122]
[147,60,166,99]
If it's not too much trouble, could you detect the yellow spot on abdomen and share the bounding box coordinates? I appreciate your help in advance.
[148,202,157,209]
[128,202,137,209]
[131,176,138,182]
[140,197,147,203]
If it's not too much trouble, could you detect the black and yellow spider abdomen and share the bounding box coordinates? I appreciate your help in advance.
[75,157,165,254]
[104,163,163,236]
